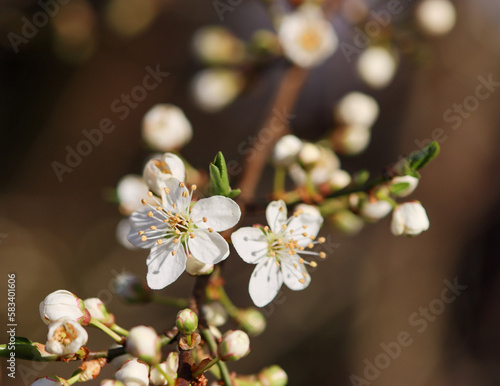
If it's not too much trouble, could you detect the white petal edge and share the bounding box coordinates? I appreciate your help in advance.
[191,196,241,232]
[266,200,288,234]
[288,212,324,247]
[231,227,268,264]
[162,153,186,182]
[282,258,311,291]
[249,259,283,307]
[146,243,187,289]
[188,229,230,264]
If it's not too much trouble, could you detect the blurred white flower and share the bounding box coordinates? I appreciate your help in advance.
[142,104,193,152]
[231,200,325,307]
[40,290,90,326]
[416,0,456,36]
[117,175,152,215]
[126,326,161,365]
[360,200,393,221]
[202,302,228,327]
[329,169,351,190]
[217,330,250,361]
[272,134,303,167]
[357,46,397,89]
[191,69,244,112]
[83,298,114,326]
[333,124,371,155]
[116,219,139,250]
[390,175,419,197]
[289,145,340,186]
[278,4,338,67]
[143,153,186,198]
[45,317,88,356]
[193,26,245,65]
[149,352,179,385]
[391,201,430,236]
[127,178,241,289]
[115,358,149,386]
[298,142,322,167]
[335,92,379,127]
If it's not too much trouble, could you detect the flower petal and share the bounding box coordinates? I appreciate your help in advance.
[146,243,187,289]
[127,208,168,249]
[162,153,186,182]
[288,212,324,246]
[188,230,230,264]
[231,227,268,264]
[161,177,191,213]
[191,196,241,232]
[266,200,288,233]
[249,259,283,307]
[282,258,311,290]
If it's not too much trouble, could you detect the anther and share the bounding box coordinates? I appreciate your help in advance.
[208,228,213,233]
[156,206,162,211]
[302,232,308,237]
[191,185,197,191]
[164,188,170,194]
[318,237,326,244]
[182,191,188,198]
[172,251,177,256]
[307,243,314,249]
[282,224,287,230]
[319,252,326,259]
[264,226,269,232]
[179,182,185,188]
[189,233,195,238]
[157,239,163,245]
[147,191,153,198]
[298,258,304,264]
[150,226,157,230]
[138,231,145,235]
[279,206,284,212]
[276,261,281,267]
[148,211,154,217]
[270,251,275,256]
[310,261,318,267]
[141,199,147,205]
[141,235,148,242]
[299,279,305,284]
[172,203,177,209]
[173,238,179,243]
[202,217,207,222]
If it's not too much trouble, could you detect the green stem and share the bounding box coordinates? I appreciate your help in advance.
[67,373,81,385]
[216,286,239,319]
[110,324,129,337]
[273,165,286,195]
[151,294,189,308]
[89,319,124,343]
[193,357,220,378]
[200,328,233,386]
[155,363,176,386]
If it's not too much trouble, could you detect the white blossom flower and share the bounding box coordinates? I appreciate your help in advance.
[391,201,430,236]
[126,326,161,365]
[40,290,90,325]
[31,376,68,386]
[357,46,397,89]
[202,302,228,327]
[128,177,241,289]
[415,0,456,36]
[83,298,114,326]
[329,169,351,190]
[278,4,338,68]
[143,153,186,198]
[149,352,179,385]
[298,143,321,167]
[289,146,340,186]
[191,69,244,112]
[231,200,325,307]
[390,175,419,197]
[218,330,250,361]
[335,92,379,127]
[258,365,288,386]
[45,317,88,356]
[116,219,139,250]
[193,26,245,65]
[142,104,193,152]
[117,175,151,215]
[333,124,371,155]
[115,359,149,386]
[272,134,303,167]
[360,200,393,221]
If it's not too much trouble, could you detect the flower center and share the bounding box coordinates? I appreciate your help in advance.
[53,324,78,347]
[298,28,322,52]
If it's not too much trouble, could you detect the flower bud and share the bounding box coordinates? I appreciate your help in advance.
[357,46,397,89]
[390,175,419,197]
[126,326,161,365]
[329,169,351,190]
[217,330,250,361]
[192,26,245,65]
[329,210,364,234]
[335,92,379,127]
[298,143,321,168]
[45,317,89,356]
[236,308,267,337]
[186,257,214,276]
[415,0,456,36]
[116,175,151,215]
[360,200,393,221]
[191,69,244,112]
[143,153,186,196]
[142,104,192,152]
[116,219,139,250]
[115,359,149,386]
[332,124,371,155]
[83,298,115,327]
[149,352,179,385]
[272,135,303,166]
[391,201,430,236]
[112,272,151,304]
[100,381,124,386]
[258,365,288,386]
[40,290,90,326]
[202,302,228,327]
[78,359,106,382]
[32,376,69,386]
[176,308,198,335]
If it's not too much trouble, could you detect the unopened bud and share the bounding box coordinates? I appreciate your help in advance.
[329,210,364,234]
[83,298,115,327]
[272,135,303,166]
[217,330,250,361]
[390,175,419,197]
[149,352,179,385]
[360,200,393,221]
[112,272,151,304]
[78,359,106,382]
[391,201,430,236]
[202,302,228,327]
[335,92,379,127]
[115,359,149,385]
[415,0,456,36]
[236,308,267,337]
[176,308,198,335]
[40,290,90,326]
[357,46,397,89]
[298,143,321,168]
[126,326,161,365]
[258,365,288,386]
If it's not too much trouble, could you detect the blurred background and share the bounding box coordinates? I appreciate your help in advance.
[1,0,500,385]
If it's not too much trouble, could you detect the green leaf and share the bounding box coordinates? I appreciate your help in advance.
[408,141,440,171]
[389,182,410,195]
[227,189,241,199]
[353,170,370,185]
[209,152,240,198]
